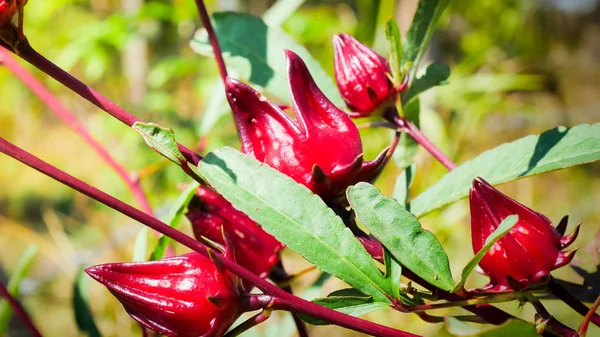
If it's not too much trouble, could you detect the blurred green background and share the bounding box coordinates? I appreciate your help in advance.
[1,0,600,336]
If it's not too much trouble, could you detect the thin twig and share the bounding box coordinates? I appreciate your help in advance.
[579,295,600,337]
[193,0,228,83]
[0,137,419,337]
[0,47,153,215]
[0,280,42,337]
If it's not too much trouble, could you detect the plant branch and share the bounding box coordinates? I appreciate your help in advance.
[579,295,600,337]
[224,311,271,337]
[0,42,202,166]
[548,278,600,327]
[0,47,153,215]
[0,280,42,337]
[193,0,228,83]
[0,137,418,337]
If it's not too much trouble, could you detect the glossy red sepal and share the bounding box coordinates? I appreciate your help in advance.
[469,178,579,292]
[333,33,404,116]
[186,186,284,289]
[225,50,391,202]
[86,252,243,337]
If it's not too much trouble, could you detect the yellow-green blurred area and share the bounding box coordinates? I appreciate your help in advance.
[1,0,600,336]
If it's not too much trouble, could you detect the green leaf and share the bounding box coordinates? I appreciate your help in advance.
[73,267,102,337]
[392,99,420,169]
[198,80,230,137]
[262,0,305,27]
[383,247,402,300]
[348,182,454,291]
[132,228,148,262]
[385,18,403,86]
[133,122,185,165]
[198,147,391,302]
[190,12,343,106]
[392,164,416,209]
[150,182,200,261]
[445,317,539,337]
[411,123,600,217]
[404,63,450,104]
[300,289,390,325]
[451,215,518,293]
[402,0,449,81]
[0,245,38,334]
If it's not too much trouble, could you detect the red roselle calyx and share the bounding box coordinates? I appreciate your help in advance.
[86,253,243,337]
[0,0,21,27]
[333,33,405,117]
[469,178,580,291]
[226,49,390,202]
[186,186,284,287]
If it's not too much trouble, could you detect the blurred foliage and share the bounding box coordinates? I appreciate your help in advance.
[1,0,599,336]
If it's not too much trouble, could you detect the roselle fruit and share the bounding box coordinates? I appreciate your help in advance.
[469,178,579,291]
[225,49,390,202]
[186,186,284,287]
[86,253,243,337]
[333,33,404,116]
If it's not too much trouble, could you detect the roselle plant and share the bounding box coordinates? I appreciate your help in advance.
[0,1,600,337]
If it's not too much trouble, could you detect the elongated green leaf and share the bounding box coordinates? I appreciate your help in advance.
[198,147,391,301]
[348,182,454,291]
[411,123,600,217]
[402,0,449,81]
[451,215,518,293]
[262,0,305,27]
[0,245,38,334]
[132,228,148,262]
[392,99,420,169]
[385,18,403,86]
[74,267,101,337]
[190,12,342,106]
[393,164,416,208]
[300,289,390,325]
[404,63,450,104]
[133,122,185,165]
[383,247,402,300]
[150,182,200,260]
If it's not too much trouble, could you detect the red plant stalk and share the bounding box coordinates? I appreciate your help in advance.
[579,295,600,336]
[0,42,202,166]
[0,280,43,337]
[0,47,153,215]
[193,0,228,83]
[0,137,419,337]
[548,279,600,327]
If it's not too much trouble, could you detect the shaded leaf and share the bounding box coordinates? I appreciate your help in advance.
[299,289,389,325]
[348,182,454,291]
[150,182,200,260]
[451,215,518,292]
[198,147,392,302]
[384,247,402,300]
[190,12,342,106]
[0,245,38,334]
[74,267,101,337]
[411,123,600,217]
[404,63,450,104]
[392,164,416,209]
[133,122,185,165]
[385,18,403,86]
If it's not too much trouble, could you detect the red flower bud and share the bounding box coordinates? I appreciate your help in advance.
[226,50,390,201]
[333,34,402,116]
[0,0,27,27]
[469,178,579,291]
[186,186,284,286]
[86,253,242,337]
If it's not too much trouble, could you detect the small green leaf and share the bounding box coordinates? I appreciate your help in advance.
[190,12,342,106]
[299,289,390,325]
[73,267,102,337]
[445,317,539,337]
[0,245,38,335]
[198,147,392,302]
[348,182,454,291]
[402,0,449,81]
[150,182,200,261]
[383,247,402,300]
[133,122,185,165]
[451,215,518,293]
[392,164,416,209]
[384,18,403,86]
[132,228,148,262]
[411,123,600,217]
[404,63,450,104]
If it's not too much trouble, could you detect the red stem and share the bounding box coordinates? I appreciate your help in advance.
[193,0,228,83]
[579,295,600,337]
[0,280,43,337]
[3,42,202,166]
[0,137,418,337]
[0,47,153,215]
[548,279,600,328]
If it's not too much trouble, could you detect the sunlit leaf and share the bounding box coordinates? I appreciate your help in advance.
[133,122,185,165]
